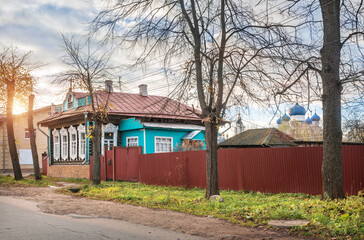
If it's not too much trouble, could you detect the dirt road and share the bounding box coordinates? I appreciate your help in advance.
[0,185,312,240]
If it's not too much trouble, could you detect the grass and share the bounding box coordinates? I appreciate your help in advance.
[0,174,91,187]
[0,175,362,239]
[76,182,363,240]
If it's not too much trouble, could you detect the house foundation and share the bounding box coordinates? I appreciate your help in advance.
[47,164,90,179]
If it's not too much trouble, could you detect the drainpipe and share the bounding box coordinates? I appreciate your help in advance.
[2,125,5,173]
[83,112,88,165]
[37,123,49,159]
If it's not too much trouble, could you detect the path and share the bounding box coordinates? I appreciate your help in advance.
[0,196,206,240]
[0,186,313,240]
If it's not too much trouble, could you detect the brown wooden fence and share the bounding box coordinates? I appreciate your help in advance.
[139,146,364,196]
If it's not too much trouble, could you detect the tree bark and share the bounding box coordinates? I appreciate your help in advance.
[92,120,102,185]
[6,82,22,180]
[319,0,345,199]
[205,121,219,198]
[28,94,41,180]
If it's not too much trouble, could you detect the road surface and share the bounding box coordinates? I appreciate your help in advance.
[0,196,207,240]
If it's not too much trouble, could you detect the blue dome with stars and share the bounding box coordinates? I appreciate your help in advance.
[289,103,306,116]
[276,117,282,124]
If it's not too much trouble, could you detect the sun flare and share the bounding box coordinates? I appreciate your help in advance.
[13,101,27,114]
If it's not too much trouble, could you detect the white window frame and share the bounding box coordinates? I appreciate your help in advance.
[60,127,68,161]
[101,123,118,154]
[77,124,86,160]
[68,126,78,160]
[155,137,173,153]
[52,129,60,161]
[126,137,138,147]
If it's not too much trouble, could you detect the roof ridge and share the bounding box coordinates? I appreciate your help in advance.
[262,129,274,146]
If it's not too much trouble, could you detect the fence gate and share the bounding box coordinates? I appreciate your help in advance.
[104,146,142,181]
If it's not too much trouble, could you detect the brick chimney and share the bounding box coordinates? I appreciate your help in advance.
[139,84,148,96]
[105,80,113,93]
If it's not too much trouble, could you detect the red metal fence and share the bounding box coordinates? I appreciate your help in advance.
[89,146,142,181]
[139,146,364,196]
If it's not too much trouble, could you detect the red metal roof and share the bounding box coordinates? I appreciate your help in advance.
[39,91,201,125]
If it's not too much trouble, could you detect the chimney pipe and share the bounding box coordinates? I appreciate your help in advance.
[139,84,148,97]
[105,80,113,93]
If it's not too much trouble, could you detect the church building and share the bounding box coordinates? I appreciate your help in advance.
[276,102,322,141]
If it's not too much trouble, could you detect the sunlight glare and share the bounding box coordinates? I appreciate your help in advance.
[13,100,27,114]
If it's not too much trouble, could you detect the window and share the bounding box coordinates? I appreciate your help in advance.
[25,128,36,139]
[104,132,114,150]
[52,129,60,161]
[60,127,68,160]
[127,137,138,147]
[77,124,86,160]
[68,126,78,160]
[155,137,173,153]
[67,94,73,109]
[70,134,77,159]
[62,135,68,160]
[101,123,118,154]
[80,133,86,156]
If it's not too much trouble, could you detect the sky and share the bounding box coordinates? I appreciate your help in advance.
[0,0,324,130]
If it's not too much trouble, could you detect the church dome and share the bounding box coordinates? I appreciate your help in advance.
[311,112,321,121]
[282,113,290,121]
[276,117,282,124]
[305,116,312,124]
[289,103,306,116]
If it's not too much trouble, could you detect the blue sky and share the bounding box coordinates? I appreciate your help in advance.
[0,0,325,129]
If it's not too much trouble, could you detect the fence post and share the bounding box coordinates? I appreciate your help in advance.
[112,147,115,181]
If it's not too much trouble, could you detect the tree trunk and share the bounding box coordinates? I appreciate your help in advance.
[6,82,22,180]
[92,120,102,185]
[205,121,219,199]
[319,0,345,199]
[28,94,41,180]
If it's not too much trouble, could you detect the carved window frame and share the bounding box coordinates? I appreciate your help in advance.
[101,123,118,154]
[60,127,68,161]
[77,124,86,160]
[52,129,60,161]
[68,126,78,160]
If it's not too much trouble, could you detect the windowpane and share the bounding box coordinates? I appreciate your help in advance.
[155,137,172,153]
[127,137,138,147]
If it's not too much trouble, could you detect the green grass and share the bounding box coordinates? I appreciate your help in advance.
[1,175,362,239]
[0,174,91,187]
[76,182,363,239]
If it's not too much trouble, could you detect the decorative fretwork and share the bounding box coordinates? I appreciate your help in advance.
[60,127,68,161]
[101,123,118,154]
[68,126,78,160]
[77,124,86,160]
[52,129,60,161]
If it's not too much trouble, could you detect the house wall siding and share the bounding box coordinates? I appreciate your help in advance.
[120,129,144,149]
[1,108,49,171]
[145,129,190,153]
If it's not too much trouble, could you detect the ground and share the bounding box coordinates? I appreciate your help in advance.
[0,184,313,240]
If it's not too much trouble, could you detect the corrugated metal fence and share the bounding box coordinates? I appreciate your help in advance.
[89,146,142,181]
[139,146,364,196]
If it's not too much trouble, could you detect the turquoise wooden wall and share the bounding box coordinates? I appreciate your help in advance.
[119,118,206,154]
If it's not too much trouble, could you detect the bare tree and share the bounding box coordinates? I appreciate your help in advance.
[58,34,116,185]
[0,46,35,180]
[28,94,41,180]
[261,0,364,199]
[91,0,286,198]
